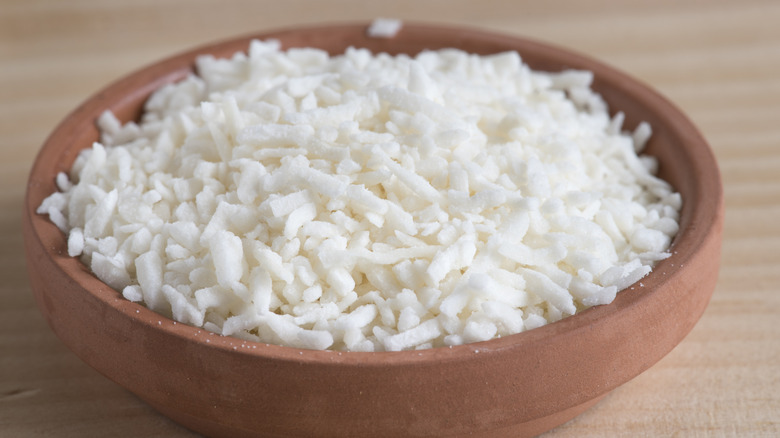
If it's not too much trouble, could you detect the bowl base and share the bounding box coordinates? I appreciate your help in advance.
[145,393,607,438]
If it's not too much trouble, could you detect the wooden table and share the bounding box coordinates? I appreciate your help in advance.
[2,1,778,436]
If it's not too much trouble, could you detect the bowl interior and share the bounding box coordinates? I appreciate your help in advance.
[28,23,718,349]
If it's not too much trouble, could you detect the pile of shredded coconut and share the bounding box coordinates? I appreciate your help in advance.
[38,40,681,351]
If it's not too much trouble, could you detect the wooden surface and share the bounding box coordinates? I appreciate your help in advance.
[2,0,778,436]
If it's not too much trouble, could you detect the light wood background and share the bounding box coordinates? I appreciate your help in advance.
[2,0,779,436]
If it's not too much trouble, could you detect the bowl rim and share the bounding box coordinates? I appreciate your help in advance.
[24,21,724,368]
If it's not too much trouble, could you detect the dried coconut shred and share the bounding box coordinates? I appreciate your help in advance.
[38,40,681,351]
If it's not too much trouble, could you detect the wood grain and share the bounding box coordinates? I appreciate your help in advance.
[2,1,778,436]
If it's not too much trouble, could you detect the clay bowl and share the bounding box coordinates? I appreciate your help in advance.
[23,23,723,438]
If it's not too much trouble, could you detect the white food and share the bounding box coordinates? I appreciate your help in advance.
[367,18,403,39]
[39,40,681,351]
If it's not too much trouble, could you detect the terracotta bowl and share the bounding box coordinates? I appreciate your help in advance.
[23,23,723,438]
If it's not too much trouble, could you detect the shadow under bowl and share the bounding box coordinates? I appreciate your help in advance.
[23,23,723,438]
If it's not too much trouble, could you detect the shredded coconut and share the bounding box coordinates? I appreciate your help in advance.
[39,40,681,351]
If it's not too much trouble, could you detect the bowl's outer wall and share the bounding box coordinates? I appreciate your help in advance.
[23,24,723,438]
